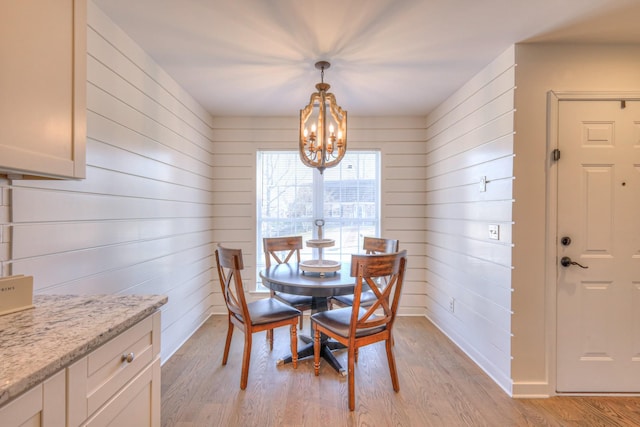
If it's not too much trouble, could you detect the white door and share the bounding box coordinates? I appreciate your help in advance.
[557,99,640,392]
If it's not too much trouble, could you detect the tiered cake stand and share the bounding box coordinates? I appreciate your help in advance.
[299,220,341,276]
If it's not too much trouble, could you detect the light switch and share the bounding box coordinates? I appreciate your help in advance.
[488,224,499,240]
[479,176,487,192]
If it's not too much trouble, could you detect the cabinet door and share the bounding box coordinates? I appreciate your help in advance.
[0,370,65,427]
[0,0,86,179]
[84,358,161,427]
[0,383,43,427]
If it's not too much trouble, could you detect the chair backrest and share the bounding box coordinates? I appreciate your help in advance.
[362,237,400,287]
[215,245,249,323]
[349,250,407,336]
[263,236,303,268]
[363,236,399,254]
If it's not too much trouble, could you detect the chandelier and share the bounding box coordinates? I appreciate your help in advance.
[299,61,347,174]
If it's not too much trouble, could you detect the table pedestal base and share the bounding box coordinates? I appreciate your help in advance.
[274,295,348,375]
[277,335,347,376]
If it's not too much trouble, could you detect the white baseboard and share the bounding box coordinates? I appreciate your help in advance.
[511,382,552,398]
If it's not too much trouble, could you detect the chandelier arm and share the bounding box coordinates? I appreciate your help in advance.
[325,93,347,163]
[318,90,328,169]
[299,92,320,167]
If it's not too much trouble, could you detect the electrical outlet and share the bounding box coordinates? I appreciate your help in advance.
[448,297,455,313]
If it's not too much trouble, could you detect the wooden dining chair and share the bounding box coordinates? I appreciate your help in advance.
[215,245,301,390]
[311,250,408,410]
[329,236,400,309]
[263,236,313,329]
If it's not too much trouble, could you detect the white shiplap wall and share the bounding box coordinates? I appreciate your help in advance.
[424,46,516,394]
[4,2,215,362]
[210,116,427,316]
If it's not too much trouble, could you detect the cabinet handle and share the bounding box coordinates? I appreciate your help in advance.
[121,352,135,363]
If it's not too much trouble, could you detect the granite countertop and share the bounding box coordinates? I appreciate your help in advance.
[0,294,167,406]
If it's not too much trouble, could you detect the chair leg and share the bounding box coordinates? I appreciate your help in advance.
[290,324,298,368]
[385,338,400,392]
[313,326,321,376]
[266,329,273,350]
[222,320,234,365]
[299,314,304,330]
[348,344,356,411]
[240,331,252,390]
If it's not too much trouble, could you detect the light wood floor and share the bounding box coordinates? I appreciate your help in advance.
[161,316,640,426]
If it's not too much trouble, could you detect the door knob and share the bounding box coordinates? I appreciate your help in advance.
[560,256,588,269]
[560,236,571,246]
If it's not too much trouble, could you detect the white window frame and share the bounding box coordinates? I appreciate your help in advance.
[256,150,380,290]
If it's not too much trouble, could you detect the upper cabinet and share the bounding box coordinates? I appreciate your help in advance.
[0,0,86,179]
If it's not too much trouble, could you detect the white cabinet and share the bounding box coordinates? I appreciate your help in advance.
[68,311,161,427]
[0,370,66,427]
[0,0,86,179]
[0,311,161,427]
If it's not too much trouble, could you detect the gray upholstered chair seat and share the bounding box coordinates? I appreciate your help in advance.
[274,292,314,307]
[247,298,302,326]
[330,290,376,307]
[311,307,385,338]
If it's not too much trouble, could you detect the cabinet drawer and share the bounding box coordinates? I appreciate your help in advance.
[68,312,160,426]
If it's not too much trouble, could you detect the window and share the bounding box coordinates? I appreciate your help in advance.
[256,150,380,288]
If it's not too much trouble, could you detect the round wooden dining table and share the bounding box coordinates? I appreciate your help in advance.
[259,261,355,375]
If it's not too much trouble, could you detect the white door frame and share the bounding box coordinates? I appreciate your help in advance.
[545,91,640,395]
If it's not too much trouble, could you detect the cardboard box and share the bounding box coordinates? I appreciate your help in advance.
[0,275,34,316]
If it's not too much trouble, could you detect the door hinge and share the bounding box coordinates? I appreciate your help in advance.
[552,149,561,162]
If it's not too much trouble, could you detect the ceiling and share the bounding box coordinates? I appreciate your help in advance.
[93,0,640,117]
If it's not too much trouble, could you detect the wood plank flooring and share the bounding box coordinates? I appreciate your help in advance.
[161,316,640,426]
